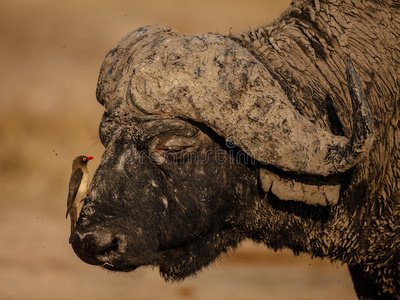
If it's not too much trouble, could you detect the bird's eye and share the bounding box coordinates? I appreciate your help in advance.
[83,157,87,161]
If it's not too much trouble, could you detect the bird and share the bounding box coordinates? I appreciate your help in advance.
[66,155,93,243]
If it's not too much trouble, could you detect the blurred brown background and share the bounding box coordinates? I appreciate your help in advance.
[0,0,357,299]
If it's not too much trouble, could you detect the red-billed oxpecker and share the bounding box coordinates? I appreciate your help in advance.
[66,156,93,243]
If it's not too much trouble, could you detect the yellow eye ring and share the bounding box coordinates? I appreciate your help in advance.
[83,157,87,161]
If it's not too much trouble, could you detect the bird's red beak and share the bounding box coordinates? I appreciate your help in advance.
[87,156,94,161]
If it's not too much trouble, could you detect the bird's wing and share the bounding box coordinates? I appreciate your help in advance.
[66,168,83,218]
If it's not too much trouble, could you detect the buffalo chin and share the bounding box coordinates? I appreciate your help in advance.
[158,227,243,281]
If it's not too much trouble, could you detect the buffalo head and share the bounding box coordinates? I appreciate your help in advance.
[72,25,374,280]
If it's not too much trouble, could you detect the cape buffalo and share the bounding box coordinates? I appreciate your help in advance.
[71,0,400,298]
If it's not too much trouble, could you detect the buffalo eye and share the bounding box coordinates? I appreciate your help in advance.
[152,146,190,163]
[148,135,200,165]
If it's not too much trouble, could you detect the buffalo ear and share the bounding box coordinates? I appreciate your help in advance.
[259,169,341,206]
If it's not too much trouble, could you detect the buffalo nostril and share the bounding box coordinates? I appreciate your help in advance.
[96,237,120,261]
[98,237,118,255]
[72,231,127,266]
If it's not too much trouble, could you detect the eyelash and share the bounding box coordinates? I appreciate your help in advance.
[150,146,192,164]
[155,147,184,157]
[146,133,200,164]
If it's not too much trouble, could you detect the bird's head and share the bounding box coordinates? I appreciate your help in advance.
[73,155,94,169]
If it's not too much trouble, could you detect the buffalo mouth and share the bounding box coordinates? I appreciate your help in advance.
[100,262,140,272]
[95,228,237,279]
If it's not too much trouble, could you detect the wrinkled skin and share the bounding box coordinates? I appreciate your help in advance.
[75,116,259,279]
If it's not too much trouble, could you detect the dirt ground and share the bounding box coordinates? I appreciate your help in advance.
[0,0,357,299]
